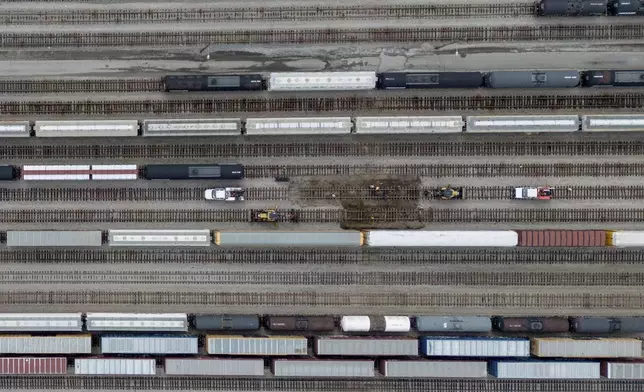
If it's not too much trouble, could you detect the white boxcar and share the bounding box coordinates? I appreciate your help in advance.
[466,115,580,133]
[273,359,375,378]
[607,231,644,247]
[315,337,418,357]
[603,361,644,379]
[582,115,644,132]
[268,72,377,91]
[86,313,188,332]
[341,316,410,333]
[532,338,643,358]
[34,120,139,137]
[0,335,92,354]
[74,358,156,375]
[421,337,531,357]
[0,313,82,332]
[366,230,519,247]
[108,229,211,247]
[91,165,138,180]
[355,116,464,134]
[490,360,600,379]
[206,335,308,356]
[165,358,265,376]
[0,121,30,137]
[245,117,352,135]
[380,360,488,378]
[22,165,90,180]
[100,335,198,354]
[142,119,241,137]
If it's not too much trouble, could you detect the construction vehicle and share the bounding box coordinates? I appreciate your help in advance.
[514,186,553,200]
[204,187,245,201]
[251,208,300,224]
[434,186,463,200]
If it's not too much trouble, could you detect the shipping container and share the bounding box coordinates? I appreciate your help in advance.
[90,165,138,180]
[86,313,189,332]
[214,231,363,247]
[165,358,265,376]
[341,316,410,333]
[267,72,377,91]
[539,0,608,16]
[354,116,464,134]
[194,315,260,331]
[602,361,644,379]
[164,74,263,92]
[0,165,16,181]
[366,230,518,247]
[415,316,492,332]
[493,317,570,333]
[571,317,644,333]
[6,231,102,247]
[0,313,83,332]
[74,358,156,375]
[266,316,335,331]
[34,120,139,138]
[490,360,600,379]
[484,71,580,88]
[108,229,211,247]
[206,335,308,356]
[245,117,352,135]
[315,337,418,357]
[582,115,644,132]
[142,119,242,137]
[532,338,642,358]
[0,357,67,375]
[606,231,644,247]
[466,115,580,133]
[378,72,483,89]
[100,335,198,355]
[0,121,30,138]
[143,164,244,180]
[22,165,91,181]
[420,337,530,357]
[0,335,91,354]
[517,230,606,247]
[380,360,487,378]
[272,359,375,378]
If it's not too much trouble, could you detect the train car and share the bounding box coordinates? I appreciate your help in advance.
[315,337,418,357]
[85,313,189,332]
[74,358,156,375]
[531,338,642,358]
[165,358,264,376]
[380,360,487,378]
[142,119,242,137]
[465,115,580,133]
[377,72,483,89]
[100,334,198,355]
[143,164,244,180]
[0,165,17,181]
[267,72,377,91]
[415,316,492,332]
[108,229,211,247]
[272,359,375,378]
[0,335,92,354]
[21,165,137,181]
[214,231,363,247]
[163,74,263,92]
[420,337,531,357]
[194,315,260,331]
[365,230,519,247]
[493,317,570,333]
[34,120,139,138]
[539,0,608,16]
[245,117,352,136]
[341,316,410,333]
[516,230,606,247]
[606,231,644,247]
[6,231,103,247]
[613,0,644,15]
[571,317,644,333]
[583,70,644,87]
[0,313,82,332]
[0,357,68,375]
[266,316,336,331]
[206,335,308,356]
[582,115,644,132]
[0,121,31,138]
[490,360,601,379]
[484,71,580,88]
[602,361,644,379]
[354,116,464,134]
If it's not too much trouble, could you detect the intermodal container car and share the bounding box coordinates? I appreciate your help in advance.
[420,337,531,357]
[0,357,68,374]
[265,316,336,331]
[164,358,265,376]
[493,317,570,333]
[206,335,308,356]
[377,72,483,89]
[143,164,244,180]
[341,316,410,333]
[272,359,375,378]
[194,315,260,331]
[516,230,606,247]
[415,316,492,332]
[380,360,487,378]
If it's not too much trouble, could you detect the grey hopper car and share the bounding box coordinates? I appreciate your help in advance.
[571,317,644,333]
[415,316,492,332]
[493,317,570,333]
[194,315,260,331]
[539,0,608,15]
[485,71,580,88]
[266,316,335,331]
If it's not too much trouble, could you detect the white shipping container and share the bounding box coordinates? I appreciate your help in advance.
[532,338,643,358]
[582,115,644,132]
[91,165,138,180]
[355,116,464,134]
[22,165,90,181]
[245,117,352,135]
[34,120,139,137]
[381,360,488,378]
[207,336,308,356]
[268,72,377,91]
[86,313,188,332]
[74,358,156,375]
[0,121,30,137]
[165,358,265,376]
[0,313,82,332]
[273,359,375,378]
[100,336,198,354]
[0,335,92,354]
[341,316,410,332]
[366,230,519,247]
[142,118,241,136]
[466,115,580,133]
[603,361,644,379]
[609,231,644,247]
[421,337,531,357]
[491,361,600,379]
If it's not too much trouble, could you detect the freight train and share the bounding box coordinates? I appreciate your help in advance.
[163,70,644,91]
[539,0,644,16]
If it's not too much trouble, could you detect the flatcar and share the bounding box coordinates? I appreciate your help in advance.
[143,164,244,180]
[266,316,336,331]
[539,0,608,15]
[377,72,484,89]
[583,70,644,87]
[164,74,263,92]
[485,71,581,88]
[493,317,570,333]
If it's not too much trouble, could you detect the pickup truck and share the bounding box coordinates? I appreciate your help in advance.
[514,187,553,200]
[204,187,245,201]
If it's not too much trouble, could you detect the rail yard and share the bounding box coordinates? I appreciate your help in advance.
[2,0,644,390]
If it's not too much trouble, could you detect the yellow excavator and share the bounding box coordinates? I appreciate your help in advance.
[251,208,299,225]
[434,185,463,200]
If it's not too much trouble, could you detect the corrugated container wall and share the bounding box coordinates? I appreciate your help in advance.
[100,335,198,354]
[607,231,644,247]
[532,338,643,358]
[366,230,518,247]
[74,358,156,375]
[7,231,103,247]
[215,231,363,247]
[315,337,418,357]
[0,357,67,374]
[602,361,644,379]
[272,359,375,378]
[164,358,265,376]
[86,313,188,332]
[0,335,92,354]
[490,360,601,379]
[517,230,606,247]
[206,336,308,356]
[421,337,531,357]
[142,118,242,137]
[0,313,83,332]
[381,360,487,378]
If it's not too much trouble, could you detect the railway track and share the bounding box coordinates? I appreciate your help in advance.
[0,4,536,25]
[2,375,641,392]
[1,185,642,202]
[0,93,642,115]
[0,78,162,94]
[1,25,643,48]
[4,208,644,223]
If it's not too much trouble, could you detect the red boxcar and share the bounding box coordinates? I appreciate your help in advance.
[0,357,67,374]
[517,230,606,247]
